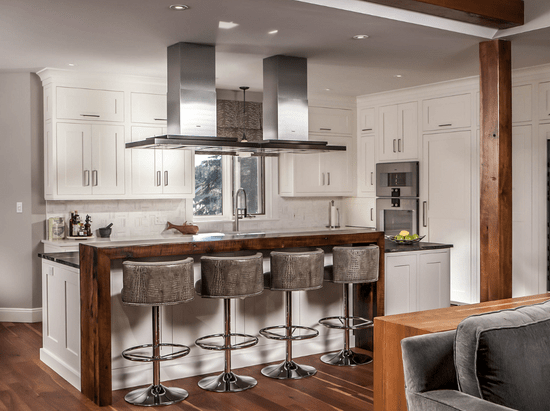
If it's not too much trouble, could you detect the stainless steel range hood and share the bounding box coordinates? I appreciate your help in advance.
[125,42,345,156]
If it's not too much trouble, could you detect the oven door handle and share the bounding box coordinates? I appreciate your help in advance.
[423,201,428,227]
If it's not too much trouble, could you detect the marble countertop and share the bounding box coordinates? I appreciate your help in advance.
[39,251,80,269]
[385,241,453,253]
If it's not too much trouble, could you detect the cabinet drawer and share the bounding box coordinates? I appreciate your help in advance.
[309,107,352,135]
[57,87,124,122]
[131,92,167,124]
[423,94,471,131]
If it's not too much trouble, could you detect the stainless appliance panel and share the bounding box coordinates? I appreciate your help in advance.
[376,198,419,236]
[376,161,419,198]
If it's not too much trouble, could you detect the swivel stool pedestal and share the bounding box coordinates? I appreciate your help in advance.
[120,258,195,406]
[319,245,379,366]
[260,248,325,379]
[195,252,264,393]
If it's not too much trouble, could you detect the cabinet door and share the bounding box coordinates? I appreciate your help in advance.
[57,87,123,122]
[323,135,352,194]
[385,253,417,315]
[293,152,323,194]
[512,85,532,124]
[359,108,375,133]
[398,102,418,160]
[162,149,194,195]
[131,92,167,124]
[344,197,375,227]
[57,123,92,195]
[91,125,125,195]
[358,135,375,195]
[309,107,352,135]
[423,94,471,131]
[422,131,472,304]
[131,126,163,195]
[417,250,450,311]
[538,82,550,121]
[378,104,398,161]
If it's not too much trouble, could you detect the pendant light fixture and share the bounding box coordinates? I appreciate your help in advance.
[240,86,249,142]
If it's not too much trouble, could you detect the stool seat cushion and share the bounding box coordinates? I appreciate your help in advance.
[330,245,379,284]
[122,258,195,306]
[269,248,324,291]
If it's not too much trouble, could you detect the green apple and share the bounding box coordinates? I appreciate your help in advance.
[412,234,419,239]
[405,235,413,241]
[395,235,404,240]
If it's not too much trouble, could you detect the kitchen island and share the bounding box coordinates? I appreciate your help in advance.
[75,228,384,406]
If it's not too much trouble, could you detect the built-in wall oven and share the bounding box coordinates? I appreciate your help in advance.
[376,161,419,236]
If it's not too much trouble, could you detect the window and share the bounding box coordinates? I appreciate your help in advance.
[233,156,265,215]
[193,154,223,216]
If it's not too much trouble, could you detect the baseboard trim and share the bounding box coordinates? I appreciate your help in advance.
[40,349,81,390]
[0,307,42,323]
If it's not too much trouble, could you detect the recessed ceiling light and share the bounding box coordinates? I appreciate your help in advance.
[68,63,76,67]
[268,30,279,34]
[352,34,369,40]
[394,74,403,78]
[169,4,189,11]
[325,88,331,91]
[219,21,239,29]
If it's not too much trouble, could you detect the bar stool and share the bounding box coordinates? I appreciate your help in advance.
[319,245,379,366]
[259,247,324,379]
[121,258,195,406]
[195,252,263,392]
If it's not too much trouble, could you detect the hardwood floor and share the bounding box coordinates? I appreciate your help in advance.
[0,322,374,410]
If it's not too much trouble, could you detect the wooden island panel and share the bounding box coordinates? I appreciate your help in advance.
[79,231,385,406]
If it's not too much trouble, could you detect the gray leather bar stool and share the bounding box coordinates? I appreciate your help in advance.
[259,247,324,379]
[121,258,195,406]
[319,245,379,366]
[195,252,263,393]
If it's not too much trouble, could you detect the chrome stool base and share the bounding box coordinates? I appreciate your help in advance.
[261,360,317,379]
[198,371,257,392]
[124,384,188,406]
[320,349,372,366]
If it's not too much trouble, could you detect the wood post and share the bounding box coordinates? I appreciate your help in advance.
[479,39,513,302]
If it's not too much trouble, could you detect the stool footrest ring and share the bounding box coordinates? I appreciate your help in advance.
[195,333,258,351]
[122,343,190,363]
[319,315,373,330]
[259,325,319,341]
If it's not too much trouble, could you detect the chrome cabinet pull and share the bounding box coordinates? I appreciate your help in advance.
[320,128,331,131]
[157,171,161,186]
[423,201,428,227]
[92,170,98,186]
[80,114,100,118]
[362,128,372,132]
[370,171,373,186]
[84,170,90,186]
[398,139,402,152]
[154,118,167,121]
[439,123,452,127]
[393,139,397,153]
[322,173,325,186]
[164,171,168,186]
[327,172,331,185]
[370,208,373,222]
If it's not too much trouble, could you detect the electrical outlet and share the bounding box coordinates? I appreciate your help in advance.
[16,202,22,213]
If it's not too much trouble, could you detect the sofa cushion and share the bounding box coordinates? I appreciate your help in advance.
[454,300,550,410]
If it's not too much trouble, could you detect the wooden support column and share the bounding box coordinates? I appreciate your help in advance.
[479,39,512,302]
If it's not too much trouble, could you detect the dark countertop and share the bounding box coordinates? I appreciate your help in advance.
[385,241,453,253]
[39,251,79,269]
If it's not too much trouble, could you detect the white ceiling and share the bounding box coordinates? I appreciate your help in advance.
[2,0,550,96]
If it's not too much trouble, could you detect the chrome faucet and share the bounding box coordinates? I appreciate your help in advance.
[234,188,248,231]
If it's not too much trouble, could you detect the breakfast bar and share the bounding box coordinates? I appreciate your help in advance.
[78,228,385,406]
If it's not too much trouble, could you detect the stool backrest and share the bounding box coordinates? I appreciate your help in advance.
[122,258,195,306]
[270,248,324,291]
[332,245,379,283]
[200,252,264,298]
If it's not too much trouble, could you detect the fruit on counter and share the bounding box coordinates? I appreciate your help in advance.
[399,230,410,236]
[395,235,404,240]
[412,234,419,239]
[405,235,413,240]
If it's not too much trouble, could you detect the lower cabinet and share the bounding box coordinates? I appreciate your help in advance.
[41,260,80,389]
[385,248,451,316]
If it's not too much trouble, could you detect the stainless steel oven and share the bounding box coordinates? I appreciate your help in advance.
[376,161,419,235]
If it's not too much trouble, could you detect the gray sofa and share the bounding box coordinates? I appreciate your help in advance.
[401,300,550,411]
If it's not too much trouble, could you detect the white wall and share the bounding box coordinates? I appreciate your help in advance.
[0,72,45,321]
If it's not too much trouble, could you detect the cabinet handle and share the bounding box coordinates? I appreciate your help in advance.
[115,99,117,114]
[439,123,452,127]
[362,128,372,131]
[92,170,98,186]
[327,172,331,185]
[154,118,167,122]
[322,173,325,186]
[423,201,428,227]
[370,171,373,186]
[80,114,100,118]
[83,170,90,186]
[157,171,161,186]
[320,128,332,131]
[370,208,373,222]
[393,139,397,153]
[398,139,402,152]
[164,171,168,186]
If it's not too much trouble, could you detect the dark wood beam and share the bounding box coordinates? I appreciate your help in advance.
[479,39,512,302]
[363,0,524,29]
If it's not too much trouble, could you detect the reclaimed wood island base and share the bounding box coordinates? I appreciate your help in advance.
[79,229,385,406]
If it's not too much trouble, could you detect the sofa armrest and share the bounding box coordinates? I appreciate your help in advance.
[401,330,457,393]
[406,390,517,411]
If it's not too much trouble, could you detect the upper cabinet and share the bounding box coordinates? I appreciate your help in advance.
[512,85,532,124]
[309,107,352,135]
[378,102,418,161]
[422,94,470,132]
[131,92,167,124]
[538,82,550,121]
[57,87,124,122]
[359,107,375,134]
[358,135,375,195]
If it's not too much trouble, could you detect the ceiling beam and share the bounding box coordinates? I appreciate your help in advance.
[362,0,524,29]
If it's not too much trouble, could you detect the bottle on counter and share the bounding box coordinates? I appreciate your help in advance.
[85,215,92,237]
[71,211,81,236]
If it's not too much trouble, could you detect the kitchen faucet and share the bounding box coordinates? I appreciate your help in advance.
[234,188,252,231]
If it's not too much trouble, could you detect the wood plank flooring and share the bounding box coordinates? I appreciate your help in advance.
[0,322,374,410]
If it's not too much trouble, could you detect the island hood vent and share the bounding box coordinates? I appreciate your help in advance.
[125,42,345,156]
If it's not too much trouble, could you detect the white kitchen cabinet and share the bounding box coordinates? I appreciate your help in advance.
[131,126,194,197]
[423,94,471,132]
[385,248,451,316]
[279,134,353,196]
[309,107,352,135]
[359,107,375,134]
[57,123,125,197]
[41,260,80,389]
[358,134,375,195]
[57,87,124,122]
[421,131,472,304]
[131,92,167,124]
[378,102,418,161]
[538,82,550,121]
[513,85,532,123]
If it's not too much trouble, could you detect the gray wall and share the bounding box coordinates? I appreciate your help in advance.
[0,72,44,311]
